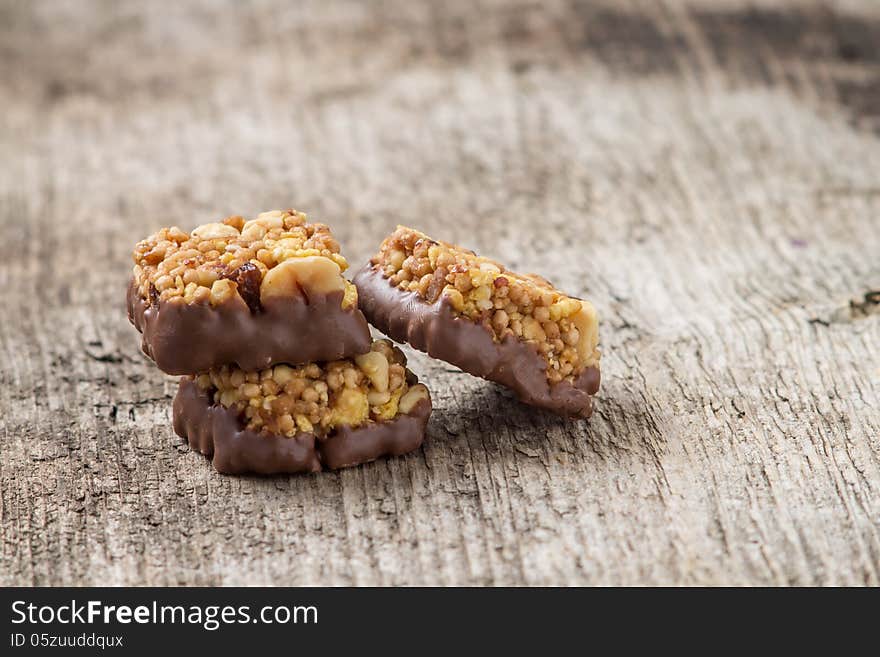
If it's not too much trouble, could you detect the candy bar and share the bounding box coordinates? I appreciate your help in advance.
[354,226,600,417]
[127,210,371,374]
[172,340,432,474]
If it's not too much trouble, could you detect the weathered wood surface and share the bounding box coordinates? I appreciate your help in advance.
[1,0,878,586]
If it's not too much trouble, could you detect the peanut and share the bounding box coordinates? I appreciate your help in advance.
[441,286,465,311]
[259,255,345,304]
[398,384,429,414]
[355,351,390,392]
[191,222,240,240]
[209,278,237,306]
[367,390,392,407]
[570,302,599,363]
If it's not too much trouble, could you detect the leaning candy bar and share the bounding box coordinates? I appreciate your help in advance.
[127,210,371,374]
[172,340,432,474]
[353,226,600,417]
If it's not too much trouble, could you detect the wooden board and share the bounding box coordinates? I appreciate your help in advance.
[1,0,878,585]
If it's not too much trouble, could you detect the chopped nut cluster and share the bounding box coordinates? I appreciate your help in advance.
[194,340,430,437]
[132,210,358,311]
[372,226,600,384]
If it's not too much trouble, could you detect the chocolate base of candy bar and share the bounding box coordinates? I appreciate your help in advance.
[172,378,432,475]
[127,279,372,375]
[353,265,600,417]
[173,377,321,474]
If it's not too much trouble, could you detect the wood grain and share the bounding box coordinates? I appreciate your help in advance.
[1,0,878,585]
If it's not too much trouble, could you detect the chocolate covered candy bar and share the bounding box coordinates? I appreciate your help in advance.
[354,226,600,417]
[127,210,372,374]
[172,340,432,474]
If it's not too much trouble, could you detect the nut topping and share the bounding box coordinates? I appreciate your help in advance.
[132,209,350,308]
[259,255,345,305]
[190,222,241,240]
[370,225,600,385]
[354,351,390,392]
[398,383,430,414]
[194,339,426,437]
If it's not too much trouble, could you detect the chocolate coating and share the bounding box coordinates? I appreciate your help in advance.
[353,264,600,417]
[318,408,431,470]
[173,376,321,474]
[127,279,372,374]
[172,378,432,475]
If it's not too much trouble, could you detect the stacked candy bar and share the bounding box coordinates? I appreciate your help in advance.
[127,214,602,475]
[127,210,432,474]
